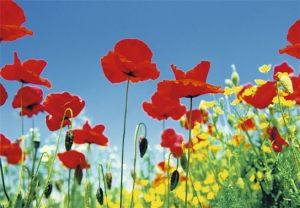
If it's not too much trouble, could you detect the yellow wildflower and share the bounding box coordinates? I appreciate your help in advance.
[218,169,229,182]
[261,144,272,153]
[207,192,215,200]
[255,79,267,86]
[259,64,272,73]
[204,173,215,185]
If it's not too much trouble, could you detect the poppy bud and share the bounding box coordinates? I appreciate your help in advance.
[14,193,24,207]
[104,172,112,190]
[96,187,104,205]
[170,170,179,191]
[231,65,239,86]
[180,154,188,173]
[225,79,233,87]
[65,130,73,151]
[139,137,148,158]
[75,165,83,185]
[44,182,52,198]
[55,180,63,192]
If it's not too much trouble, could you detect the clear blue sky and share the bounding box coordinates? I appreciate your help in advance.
[1,0,300,184]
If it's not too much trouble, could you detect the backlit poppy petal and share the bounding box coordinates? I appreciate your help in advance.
[183,109,208,130]
[46,114,71,131]
[100,39,160,84]
[12,86,44,117]
[279,19,300,59]
[0,83,8,106]
[241,81,276,109]
[273,62,294,80]
[73,121,109,146]
[286,19,300,45]
[114,39,153,63]
[58,150,90,169]
[143,91,186,121]
[0,52,51,88]
[0,0,33,42]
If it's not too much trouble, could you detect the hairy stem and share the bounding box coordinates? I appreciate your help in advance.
[184,97,193,208]
[120,80,130,208]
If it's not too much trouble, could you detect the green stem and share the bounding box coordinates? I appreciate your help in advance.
[99,164,109,208]
[25,152,49,207]
[30,118,38,178]
[37,108,73,207]
[189,175,202,207]
[167,153,171,208]
[68,169,71,208]
[130,122,147,208]
[17,83,25,194]
[184,97,193,208]
[0,158,10,202]
[120,80,130,208]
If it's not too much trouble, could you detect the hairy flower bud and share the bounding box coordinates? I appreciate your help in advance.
[96,187,104,205]
[65,130,74,151]
[75,165,83,185]
[139,137,148,158]
[170,170,179,191]
[105,172,112,190]
[44,182,52,198]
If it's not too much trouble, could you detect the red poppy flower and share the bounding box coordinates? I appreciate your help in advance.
[0,83,8,106]
[157,161,173,172]
[285,76,300,105]
[143,91,186,120]
[0,0,33,42]
[43,92,85,131]
[161,128,184,158]
[182,109,208,130]
[0,52,51,88]
[267,127,289,152]
[273,62,294,80]
[279,19,300,59]
[58,150,90,169]
[12,86,44,117]
[100,39,160,83]
[157,61,223,99]
[72,121,109,146]
[240,81,277,109]
[0,133,24,164]
[238,118,256,131]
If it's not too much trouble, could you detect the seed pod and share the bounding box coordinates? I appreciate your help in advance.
[170,170,179,191]
[44,182,52,198]
[96,187,104,205]
[180,154,188,173]
[139,137,148,158]
[75,165,83,185]
[65,130,74,151]
[105,172,112,190]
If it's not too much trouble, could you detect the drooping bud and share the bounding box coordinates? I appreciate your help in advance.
[65,130,74,151]
[96,187,104,205]
[75,165,83,185]
[139,137,148,158]
[55,180,63,192]
[180,154,188,173]
[44,182,52,198]
[170,170,180,191]
[231,64,239,86]
[105,172,112,190]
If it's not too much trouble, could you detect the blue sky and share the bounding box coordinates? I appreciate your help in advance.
[1,0,300,185]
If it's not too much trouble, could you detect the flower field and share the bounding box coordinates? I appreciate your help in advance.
[0,1,300,208]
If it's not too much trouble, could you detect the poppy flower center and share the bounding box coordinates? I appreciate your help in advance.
[124,71,136,77]
[26,103,38,110]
